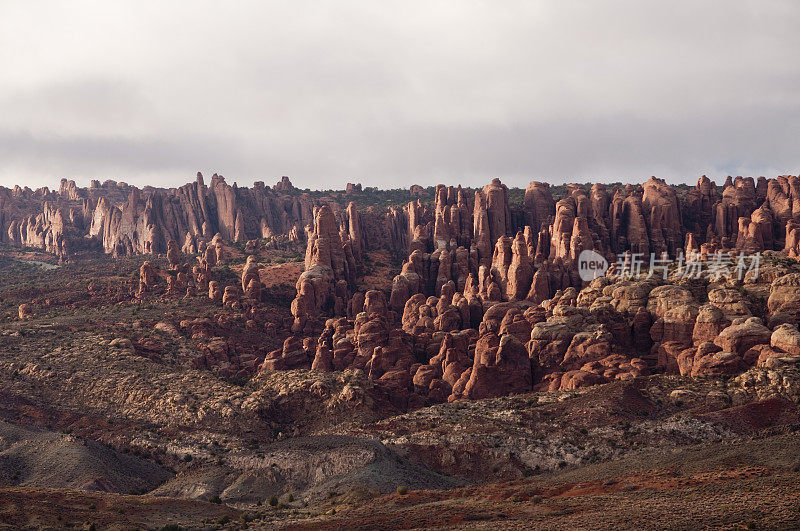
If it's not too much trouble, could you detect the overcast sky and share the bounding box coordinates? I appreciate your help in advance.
[1,1,798,190]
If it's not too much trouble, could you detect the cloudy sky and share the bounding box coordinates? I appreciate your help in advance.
[1,1,798,190]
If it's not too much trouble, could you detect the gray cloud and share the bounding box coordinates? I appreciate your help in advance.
[0,129,244,181]
[0,0,798,190]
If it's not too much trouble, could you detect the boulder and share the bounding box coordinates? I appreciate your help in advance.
[770,323,800,356]
[714,317,772,357]
[691,350,744,377]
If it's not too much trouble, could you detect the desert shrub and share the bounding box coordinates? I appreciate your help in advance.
[396,485,408,495]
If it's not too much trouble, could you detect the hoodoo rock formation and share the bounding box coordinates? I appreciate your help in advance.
[6,173,800,266]
[254,174,800,408]
[2,174,319,260]
[5,172,800,409]
[290,205,359,333]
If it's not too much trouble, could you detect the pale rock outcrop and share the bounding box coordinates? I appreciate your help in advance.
[18,303,32,319]
[770,323,800,356]
[714,317,772,358]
